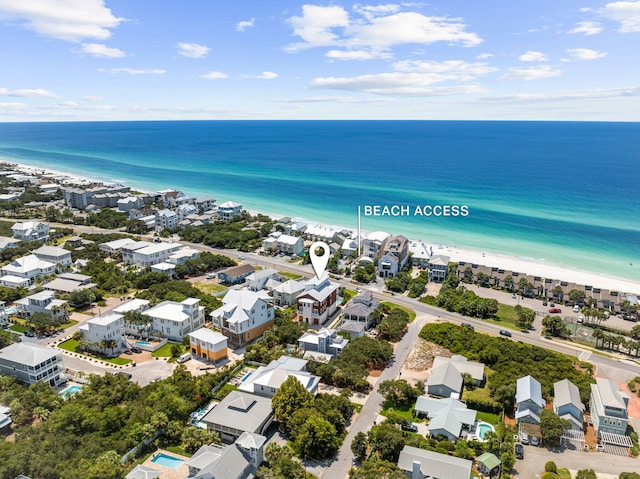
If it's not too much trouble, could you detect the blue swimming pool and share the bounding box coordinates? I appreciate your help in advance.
[241,372,253,383]
[151,453,184,469]
[59,384,83,398]
[135,341,152,347]
[477,422,495,440]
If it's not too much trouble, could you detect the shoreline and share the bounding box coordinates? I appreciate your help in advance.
[5,159,640,295]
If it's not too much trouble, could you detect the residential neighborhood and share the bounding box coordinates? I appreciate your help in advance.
[0,164,639,479]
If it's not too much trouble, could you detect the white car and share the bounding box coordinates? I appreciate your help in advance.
[577,316,584,323]
[573,305,581,313]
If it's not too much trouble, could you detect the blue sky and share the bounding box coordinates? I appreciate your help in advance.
[0,0,639,121]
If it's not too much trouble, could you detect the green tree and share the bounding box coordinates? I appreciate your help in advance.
[293,415,339,459]
[545,461,557,473]
[272,376,314,435]
[181,426,220,453]
[514,304,536,329]
[540,410,571,446]
[369,422,405,462]
[351,431,368,462]
[257,444,306,479]
[575,470,597,479]
[348,459,406,479]
[542,315,568,337]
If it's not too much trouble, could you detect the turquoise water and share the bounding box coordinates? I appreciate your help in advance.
[151,453,184,469]
[59,384,83,398]
[0,120,638,280]
[135,341,152,347]
[477,422,495,440]
[241,372,253,383]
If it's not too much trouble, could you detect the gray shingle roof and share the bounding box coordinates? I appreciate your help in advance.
[398,446,472,479]
[0,343,60,367]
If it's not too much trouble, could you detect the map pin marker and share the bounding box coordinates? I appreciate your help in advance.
[309,241,330,279]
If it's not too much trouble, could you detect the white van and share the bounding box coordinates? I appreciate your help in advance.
[573,305,581,313]
[177,353,192,363]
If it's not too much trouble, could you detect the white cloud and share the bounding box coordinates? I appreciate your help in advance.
[0,87,60,98]
[477,53,494,59]
[566,48,607,60]
[199,71,228,79]
[0,102,27,110]
[285,4,482,54]
[101,68,166,75]
[81,43,125,58]
[519,51,548,62]
[254,71,278,80]
[392,59,497,77]
[480,86,640,103]
[568,21,603,35]
[271,95,391,103]
[177,42,209,59]
[501,65,562,81]
[602,1,640,32]
[57,101,78,108]
[236,18,255,32]
[310,72,486,96]
[0,0,124,42]
[326,49,391,60]
[82,95,104,101]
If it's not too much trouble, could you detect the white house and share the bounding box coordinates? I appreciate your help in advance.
[590,378,630,440]
[155,209,179,232]
[304,224,340,243]
[210,289,274,348]
[117,196,142,212]
[32,245,73,269]
[15,290,68,320]
[1,254,56,286]
[516,375,546,425]
[362,231,389,258]
[238,356,320,398]
[246,268,280,292]
[11,221,50,241]
[0,236,20,251]
[218,201,243,221]
[428,254,450,283]
[114,298,151,336]
[167,247,201,265]
[298,328,348,359]
[269,234,304,255]
[121,241,183,268]
[272,279,306,307]
[0,343,64,387]
[143,297,206,342]
[177,203,198,220]
[99,238,137,256]
[378,235,409,278]
[188,328,228,362]
[79,313,126,355]
[397,446,472,479]
[409,240,432,268]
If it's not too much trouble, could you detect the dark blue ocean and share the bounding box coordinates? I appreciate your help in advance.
[0,120,638,280]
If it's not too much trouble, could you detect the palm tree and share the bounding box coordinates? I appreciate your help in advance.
[592,328,604,348]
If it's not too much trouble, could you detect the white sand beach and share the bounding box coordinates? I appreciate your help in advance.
[5,160,640,295]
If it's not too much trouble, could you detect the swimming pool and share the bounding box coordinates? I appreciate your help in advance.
[151,453,184,469]
[477,421,495,440]
[135,341,152,347]
[5,306,17,315]
[59,384,83,398]
[241,372,253,382]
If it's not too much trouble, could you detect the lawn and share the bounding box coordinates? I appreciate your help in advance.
[213,383,238,400]
[152,343,183,358]
[164,445,193,458]
[380,403,415,422]
[58,338,132,364]
[9,324,28,333]
[476,304,522,331]
[279,271,302,280]
[382,302,417,321]
[59,319,78,329]
[192,282,227,295]
[476,411,501,426]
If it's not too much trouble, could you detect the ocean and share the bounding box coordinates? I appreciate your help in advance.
[0,120,638,281]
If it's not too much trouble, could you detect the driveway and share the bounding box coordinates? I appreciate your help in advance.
[514,444,640,478]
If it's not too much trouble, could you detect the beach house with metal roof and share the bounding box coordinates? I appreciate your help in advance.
[341,291,380,329]
[238,356,319,397]
[553,379,585,430]
[15,290,68,321]
[201,391,273,443]
[0,343,64,387]
[32,245,72,269]
[218,201,243,221]
[397,446,472,479]
[11,220,50,241]
[0,253,56,287]
[516,375,546,425]
[590,378,629,439]
[297,274,338,326]
[414,396,477,441]
[272,279,306,306]
[188,328,228,362]
[428,254,451,283]
[143,297,205,342]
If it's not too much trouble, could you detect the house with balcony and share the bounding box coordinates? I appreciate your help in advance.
[238,356,320,398]
[188,328,228,362]
[15,290,68,321]
[210,289,274,349]
[340,291,380,329]
[117,196,142,212]
[99,238,137,256]
[409,240,432,268]
[516,375,546,425]
[201,391,273,443]
[218,201,243,221]
[154,209,179,232]
[143,298,205,342]
[0,254,56,287]
[0,343,64,387]
[11,221,50,241]
[0,236,20,251]
[414,396,477,441]
[554,379,585,430]
[304,224,341,243]
[272,279,306,307]
[167,247,201,265]
[378,235,409,278]
[79,313,126,355]
[43,273,97,294]
[298,327,348,360]
[32,245,73,270]
[296,274,338,326]
[262,234,304,255]
[114,298,151,336]
[590,378,630,440]
[246,268,281,292]
[362,231,390,258]
[428,254,450,283]
[120,241,183,268]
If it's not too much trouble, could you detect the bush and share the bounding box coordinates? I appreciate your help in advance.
[541,473,558,479]
[545,461,557,473]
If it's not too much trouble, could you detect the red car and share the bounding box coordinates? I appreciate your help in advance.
[549,308,562,313]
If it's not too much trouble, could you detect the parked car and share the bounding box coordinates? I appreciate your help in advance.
[596,444,605,452]
[530,436,539,446]
[542,301,548,306]
[573,305,581,313]
[511,293,517,299]
[515,444,524,459]
[499,329,512,337]
[549,308,562,313]
[401,421,418,433]
[520,433,529,445]
[206,273,215,279]
[550,302,555,307]
[577,316,584,323]
[461,322,474,330]
[130,346,142,354]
